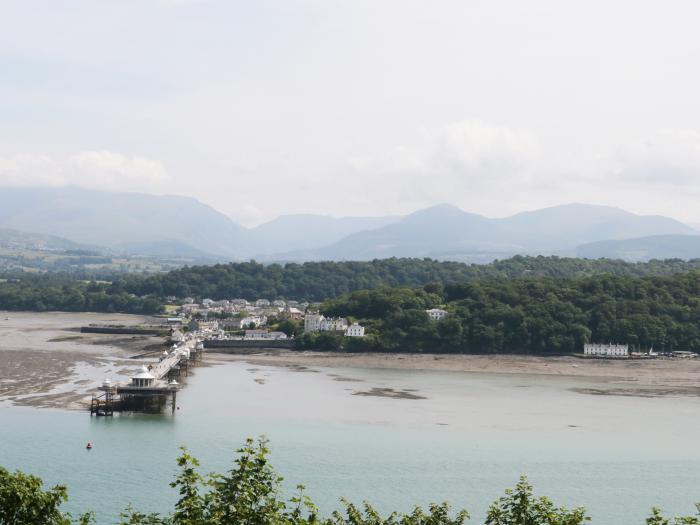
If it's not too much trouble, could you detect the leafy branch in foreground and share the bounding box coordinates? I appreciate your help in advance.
[1,437,700,524]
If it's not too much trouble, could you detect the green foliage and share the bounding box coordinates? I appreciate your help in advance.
[646,505,700,525]
[485,477,588,525]
[328,501,469,525]
[121,256,700,303]
[312,272,700,353]
[0,273,162,315]
[0,465,93,525]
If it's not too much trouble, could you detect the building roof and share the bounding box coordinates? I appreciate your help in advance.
[133,365,155,380]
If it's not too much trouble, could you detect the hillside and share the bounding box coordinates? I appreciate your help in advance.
[245,213,400,257]
[281,203,695,261]
[576,234,700,260]
[0,228,93,252]
[0,187,244,259]
[0,188,696,262]
[313,271,700,353]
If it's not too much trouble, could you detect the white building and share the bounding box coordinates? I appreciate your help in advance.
[320,317,348,332]
[240,315,267,328]
[304,313,325,332]
[584,343,629,357]
[195,319,219,332]
[244,330,288,340]
[426,308,448,321]
[345,323,365,337]
[256,299,271,307]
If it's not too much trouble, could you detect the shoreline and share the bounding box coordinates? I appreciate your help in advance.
[3,311,700,409]
[208,349,700,397]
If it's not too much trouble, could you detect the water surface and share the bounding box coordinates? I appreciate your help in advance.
[2,360,700,524]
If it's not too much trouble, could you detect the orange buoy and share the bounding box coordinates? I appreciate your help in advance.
[86,442,93,450]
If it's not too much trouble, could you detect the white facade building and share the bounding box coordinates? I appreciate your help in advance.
[244,330,288,340]
[584,343,629,357]
[195,319,219,332]
[304,313,325,332]
[345,323,365,337]
[240,315,267,328]
[320,317,348,332]
[426,308,448,321]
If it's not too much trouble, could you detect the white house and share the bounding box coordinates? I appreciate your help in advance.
[255,299,271,307]
[320,317,348,332]
[240,315,267,328]
[244,330,288,340]
[426,308,448,321]
[304,313,325,332]
[345,323,365,337]
[195,319,219,332]
[584,343,629,357]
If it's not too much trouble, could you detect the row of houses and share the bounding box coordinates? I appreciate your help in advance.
[304,314,365,337]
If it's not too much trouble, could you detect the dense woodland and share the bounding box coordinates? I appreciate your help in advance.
[0,274,162,314]
[121,256,700,302]
[302,271,700,354]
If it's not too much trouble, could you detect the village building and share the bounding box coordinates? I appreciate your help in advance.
[320,317,348,331]
[240,315,267,328]
[279,305,303,321]
[304,313,325,332]
[426,308,449,321]
[244,329,288,340]
[255,299,271,307]
[583,343,629,357]
[191,319,219,332]
[345,323,365,337]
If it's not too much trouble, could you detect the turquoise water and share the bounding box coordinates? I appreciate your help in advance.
[2,360,700,524]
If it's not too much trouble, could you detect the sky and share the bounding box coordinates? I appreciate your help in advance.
[1,0,700,226]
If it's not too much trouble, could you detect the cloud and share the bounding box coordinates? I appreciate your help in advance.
[612,130,700,186]
[0,150,170,192]
[346,119,539,207]
[356,119,537,178]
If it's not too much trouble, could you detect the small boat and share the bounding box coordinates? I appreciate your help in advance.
[86,442,93,450]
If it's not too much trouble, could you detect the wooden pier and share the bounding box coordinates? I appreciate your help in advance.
[90,336,204,416]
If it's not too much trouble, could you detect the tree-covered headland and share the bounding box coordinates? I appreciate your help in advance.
[0,274,162,315]
[302,271,700,354]
[1,437,698,525]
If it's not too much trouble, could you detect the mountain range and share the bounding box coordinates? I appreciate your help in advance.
[0,187,698,263]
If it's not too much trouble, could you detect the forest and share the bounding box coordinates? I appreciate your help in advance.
[302,271,700,354]
[120,256,700,302]
[0,274,162,314]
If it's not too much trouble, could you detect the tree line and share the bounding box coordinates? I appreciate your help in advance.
[305,271,700,354]
[119,256,700,302]
[0,274,162,315]
[1,437,696,524]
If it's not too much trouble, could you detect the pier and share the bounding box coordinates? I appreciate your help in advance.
[90,334,204,416]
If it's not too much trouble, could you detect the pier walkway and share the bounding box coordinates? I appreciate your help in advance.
[90,332,205,416]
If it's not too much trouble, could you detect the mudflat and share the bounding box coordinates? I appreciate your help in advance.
[0,311,166,409]
[211,349,700,397]
[3,311,700,409]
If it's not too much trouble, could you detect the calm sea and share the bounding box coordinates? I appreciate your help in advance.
[1,360,700,524]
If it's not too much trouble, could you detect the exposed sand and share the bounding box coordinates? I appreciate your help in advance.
[0,311,168,409]
[4,310,700,410]
[209,350,700,397]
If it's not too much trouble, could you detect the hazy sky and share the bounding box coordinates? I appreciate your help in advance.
[2,0,700,226]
